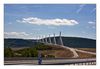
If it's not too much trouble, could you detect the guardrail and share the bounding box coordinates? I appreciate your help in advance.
[4,57,96,65]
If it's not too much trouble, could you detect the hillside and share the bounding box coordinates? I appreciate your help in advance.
[4,43,96,58]
[4,37,96,48]
[4,38,37,48]
[43,37,96,48]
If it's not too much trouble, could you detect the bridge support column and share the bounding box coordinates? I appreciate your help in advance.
[54,33,56,45]
[42,36,44,43]
[59,32,63,46]
[45,35,48,44]
[49,34,51,44]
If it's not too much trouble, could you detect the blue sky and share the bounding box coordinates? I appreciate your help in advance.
[4,4,96,39]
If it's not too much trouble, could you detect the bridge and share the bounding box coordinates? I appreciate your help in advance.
[4,32,96,65]
[37,32,96,58]
[33,32,96,65]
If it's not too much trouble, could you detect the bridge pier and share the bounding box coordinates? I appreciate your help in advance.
[49,34,51,44]
[53,33,57,45]
[59,32,63,46]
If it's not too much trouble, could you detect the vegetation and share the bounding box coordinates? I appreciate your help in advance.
[4,38,96,58]
[76,51,96,58]
[4,43,73,58]
[4,43,54,57]
[56,37,96,48]
[4,47,14,57]
[4,37,96,48]
[34,43,53,50]
[4,38,36,48]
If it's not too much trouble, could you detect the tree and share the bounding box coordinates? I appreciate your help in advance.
[4,47,14,57]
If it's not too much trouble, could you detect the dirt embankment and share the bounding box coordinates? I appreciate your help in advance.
[40,45,96,58]
[40,45,74,58]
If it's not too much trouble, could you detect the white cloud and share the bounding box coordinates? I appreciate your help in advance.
[4,32,36,39]
[4,32,43,39]
[88,21,95,24]
[76,4,86,13]
[17,17,79,26]
[4,32,29,36]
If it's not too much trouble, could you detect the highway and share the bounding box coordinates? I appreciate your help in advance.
[4,58,96,65]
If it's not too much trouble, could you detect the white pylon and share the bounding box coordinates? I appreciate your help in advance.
[45,35,48,44]
[43,35,45,43]
[49,34,51,44]
[42,35,44,43]
[39,35,41,42]
[59,32,63,46]
[36,36,39,42]
[54,33,56,45]
[39,36,42,42]
[38,36,40,42]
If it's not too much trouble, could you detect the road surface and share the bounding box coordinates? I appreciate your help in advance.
[4,58,96,65]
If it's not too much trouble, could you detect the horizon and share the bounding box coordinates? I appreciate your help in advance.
[4,35,96,40]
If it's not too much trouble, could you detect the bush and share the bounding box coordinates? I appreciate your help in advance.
[47,55,55,58]
[4,47,14,57]
[16,48,38,57]
[34,43,52,50]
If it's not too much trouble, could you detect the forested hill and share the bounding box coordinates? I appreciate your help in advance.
[4,38,37,48]
[51,37,96,48]
[4,37,96,48]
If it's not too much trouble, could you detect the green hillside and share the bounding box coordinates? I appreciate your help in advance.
[4,37,96,48]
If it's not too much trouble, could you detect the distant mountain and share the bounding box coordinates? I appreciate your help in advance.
[45,36,96,48]
[4,37,96,48]
[4,38,37,48]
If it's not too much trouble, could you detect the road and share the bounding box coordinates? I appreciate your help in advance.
[4,43,96,65]
[56,45,96,58]
[45,44,96,58]
[4,58,96,65]
[61,45,96,58]
[61,45,79,58]
[45,44,79,58]
[75,49,96,55]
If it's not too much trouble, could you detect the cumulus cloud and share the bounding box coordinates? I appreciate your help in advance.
[4,32,29,36]
[4,32,38,39]
[17,17,79,26]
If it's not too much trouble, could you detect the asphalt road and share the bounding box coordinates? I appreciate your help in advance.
[4,58,96,65]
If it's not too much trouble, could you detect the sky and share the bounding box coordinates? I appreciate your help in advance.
[4,4,96,39]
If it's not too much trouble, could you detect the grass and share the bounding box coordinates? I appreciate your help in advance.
[76,51,96,58]
[9,44,96,58]
[40,49,73,58]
